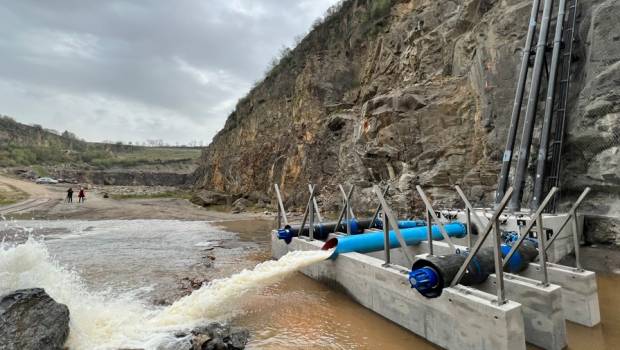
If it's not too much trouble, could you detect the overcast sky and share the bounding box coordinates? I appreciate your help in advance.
[0,0,339,145]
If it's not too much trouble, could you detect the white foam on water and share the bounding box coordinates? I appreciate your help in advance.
[0,238,331,349]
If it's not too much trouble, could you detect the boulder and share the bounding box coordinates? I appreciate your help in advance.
[167,322,249,350]
[231,198,251,213]
[0,288,70,350]
[191,322,249,350]
[191,190,231,207]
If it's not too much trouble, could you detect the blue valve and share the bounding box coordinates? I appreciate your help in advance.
[503,230,539,248]
[277,228,294,244]
[408,266,439,292]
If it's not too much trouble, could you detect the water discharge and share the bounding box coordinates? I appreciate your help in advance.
[0,238,331,350]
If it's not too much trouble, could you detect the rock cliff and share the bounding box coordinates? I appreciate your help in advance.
[193,0,619,244]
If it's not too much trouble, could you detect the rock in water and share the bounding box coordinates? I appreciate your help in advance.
[191,322,249,350]
[0,288,70,350]
[161,322,249,350]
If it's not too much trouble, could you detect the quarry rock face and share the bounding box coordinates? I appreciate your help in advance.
[0,288,70,350]
[194,0,620,244]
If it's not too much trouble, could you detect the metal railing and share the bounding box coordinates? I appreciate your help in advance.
[451,187,514,304]
[274,184,288,229]
[544,187,590,270]
[274,182,591,295]
[373,185,414,267]
[334,185,354,235]
[416,185,456,254]
[502,187,559,286]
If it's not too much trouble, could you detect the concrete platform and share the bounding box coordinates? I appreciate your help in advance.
[272,233,527,350]
[367,241,567,350]
[452,211,582,263]
[521,262,600,327]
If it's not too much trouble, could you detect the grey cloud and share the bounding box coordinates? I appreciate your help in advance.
[0,0,339,144]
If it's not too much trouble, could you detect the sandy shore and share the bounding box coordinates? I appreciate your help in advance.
[0,175,272,222]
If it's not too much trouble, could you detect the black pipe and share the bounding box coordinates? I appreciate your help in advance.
[279,219,374,241]
[509,0,556,211]
[532,0,567,209]
[409,241,539,298]
[495,0,542,207]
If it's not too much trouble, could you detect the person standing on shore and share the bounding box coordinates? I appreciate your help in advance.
[78,187,86,203]
[66,187,73,203]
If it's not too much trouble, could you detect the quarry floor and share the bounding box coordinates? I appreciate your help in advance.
[1,174,619,348]
[1,173,618,274]
[0,174,269,221]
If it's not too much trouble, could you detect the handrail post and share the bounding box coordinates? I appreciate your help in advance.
[383,211,390,266]
[298,185,316,240]
[339,184,356,219]
[571,207,582,270]
[426,209,434,255]
[277,199,281,229]
[309,184,323,223]
[466,208,472,249]
[537,214,550,286]
[455,185,487,230]
[492,217,506,304]
[334,185,354,233]
[274,184,288,228]
[451,187,514,287]
[345,195,350,235]
[503,187,559,267]
[544,187,590,252]
[416,185,456,252]
[373,185,414,266]
[370,185,389,228]
[308,192,315,241]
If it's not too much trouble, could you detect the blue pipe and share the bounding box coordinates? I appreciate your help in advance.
[321,222,467,258]
[374,219,426,229]
[277,218,367,244]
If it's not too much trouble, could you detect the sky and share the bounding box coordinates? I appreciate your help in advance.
[0,0,339,145]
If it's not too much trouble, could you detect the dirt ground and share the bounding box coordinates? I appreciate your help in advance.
[0,175,272,221]
[2,174,618,274]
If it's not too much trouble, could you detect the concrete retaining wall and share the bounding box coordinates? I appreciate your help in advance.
[272,233,526,350]
[367,241,567,350]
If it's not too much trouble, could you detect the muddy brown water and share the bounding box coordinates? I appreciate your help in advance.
[220,220,620,350]
[1,218,618,349]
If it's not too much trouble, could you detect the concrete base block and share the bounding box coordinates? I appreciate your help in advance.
[367,241,568,350]
[371,239,600,327]
[480,274,566,350]
[520,262,601,327]
[272,233,526,350]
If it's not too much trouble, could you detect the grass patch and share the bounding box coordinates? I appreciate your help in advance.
[109,190,193,201]
[32,165,49,177]
[0,183,29,206]
[0,144,202,169]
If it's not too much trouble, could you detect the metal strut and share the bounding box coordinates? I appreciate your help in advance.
[451,187,514,305]
[298,185,317,240]
[369,185,390,228]
[309,184,323,223]
[274,184,288,228]
[334,185,354,234]
[373,185,415,266]
[544,187,590,270]
[415,186,456,253]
